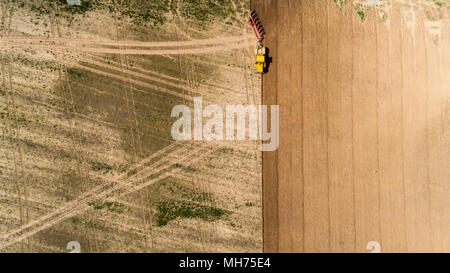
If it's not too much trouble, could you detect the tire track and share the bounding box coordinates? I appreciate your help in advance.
[0,140,193,237]
[74,63,195,101]
[1,35,254,48]
[78,56,246,105]
[52,1,99,251]
[0,140,182,242]
[6,62,31,251]
[1,61,24,252]
[0,141,213,250]
[0,42,252,56]
[1,3,31,251]
[112,7,153,252]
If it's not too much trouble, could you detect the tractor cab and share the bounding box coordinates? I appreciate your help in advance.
[254,46,267,74]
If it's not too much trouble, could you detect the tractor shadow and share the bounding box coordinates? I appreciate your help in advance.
[265,47,273,74]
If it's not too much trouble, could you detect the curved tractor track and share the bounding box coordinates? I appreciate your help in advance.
[0,1,262,252]
[0,35,254,56]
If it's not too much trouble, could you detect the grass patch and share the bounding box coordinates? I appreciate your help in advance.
[354,2,367,21]
[333,0,347,9]
[180,0,234,22]
[90,161,113,173]
[88,200,126,214]
[174,163,195,171]
[60,170,78,186]
[57,169,86,200]
[245,202,255,207]
[66,67,86,78]
[127,169,138,177]
[155,185,225,227]
[155,199,227,226]
[27,0,249,28]
[71,216,82,225]
[24,0,166,27]
[117,0,168,27]
[218,147,234,154]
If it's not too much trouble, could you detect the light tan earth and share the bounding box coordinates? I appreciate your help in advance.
[254,0,450,252]
[0,0,262,252]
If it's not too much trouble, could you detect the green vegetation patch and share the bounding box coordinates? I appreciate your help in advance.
[90,161,113,173]
[218,147,234,154]
[117,0,169,27]
[88,200,126,214]
[354,2,367,20]
[179,0,235,22]
[23,0,166,27]
[154,185,227,227]
[333,0,347,9]
[333,0,367,21]
[245,202,255,207]
[24,0,242,28]
[155,199,227,226]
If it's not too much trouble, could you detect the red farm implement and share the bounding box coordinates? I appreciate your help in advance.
[249,10,265,43]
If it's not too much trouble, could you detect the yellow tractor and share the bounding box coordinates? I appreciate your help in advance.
[249,10,268,74]
[254,45,267,74]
